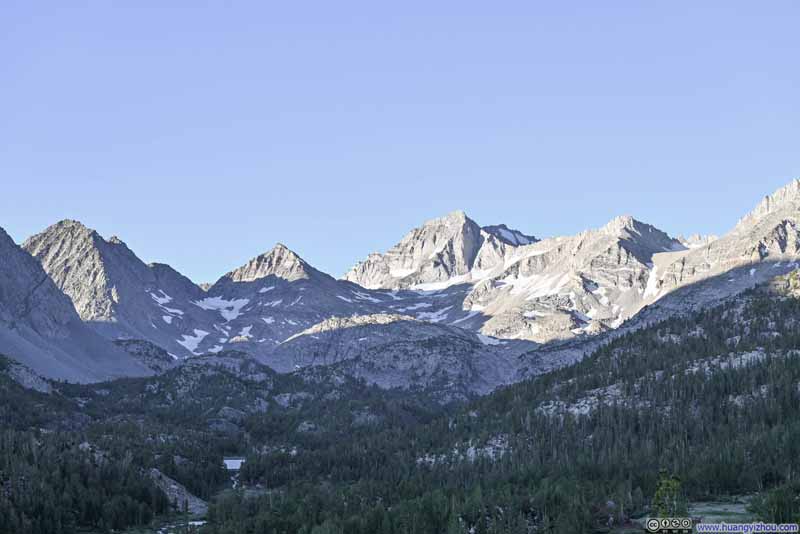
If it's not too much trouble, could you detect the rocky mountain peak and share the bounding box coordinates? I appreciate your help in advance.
[601,214,639,235]
[344,211,484,289]
[598,215,681,251]
[38,219,102,244]
[222,243,316,283]
[50,219,91,231]
[736,179,800,231]
[441,209,471,224]
[23,220,153,321]
[25,219,105,253]
[21,221,220,358]
[0,225,151,382]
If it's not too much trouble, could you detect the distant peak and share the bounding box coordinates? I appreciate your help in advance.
[272,242,293,253]
[445,209,468,220]
[222,243,316,283]
[601,214,639,234]
[265,242,304,261]
[54,218,85,227]
[426,210,473,227]
[50,219,95,234]
[24,219,103,250]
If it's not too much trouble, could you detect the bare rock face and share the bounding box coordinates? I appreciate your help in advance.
[0,226,77,338]
[735,178,800,230]
[647,179,800,302]
[0,226,151,382]
[22,221,143,322]
[344,211,487,289]
[23,220,218,357]
[467,215,683,342]
[221,243,316,283]
[344,212,684,344]
[338,182,800,346]
[267,313,533,397]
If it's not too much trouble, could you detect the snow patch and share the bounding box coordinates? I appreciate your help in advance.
[177,329,210,354]
[149,290,172,305]
[396,302,433,312]
[416,306,453,323]
[450,310,480,324]
[644,265,660,298]
[477,334,504,346]
[193,296,250,322]
[352,290,381,303]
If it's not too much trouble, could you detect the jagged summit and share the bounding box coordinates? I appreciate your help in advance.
[24,219,154,322]
[599,215,680,246]
[0,225,150,382]
[598,214,670,237]
[23,220,213,357]
[343,211,485,289]
[37,219,102,243]
[50,219,91,230]
[219,243,319,284]
[434,210,470,224]
[601,214,638,233]
[736,178,800,231]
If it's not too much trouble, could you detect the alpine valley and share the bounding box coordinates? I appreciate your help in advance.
[3,180,800,533]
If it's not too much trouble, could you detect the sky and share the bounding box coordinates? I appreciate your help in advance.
[1,1,798,283]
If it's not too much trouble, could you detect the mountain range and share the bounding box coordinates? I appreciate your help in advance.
[3,179,800,393]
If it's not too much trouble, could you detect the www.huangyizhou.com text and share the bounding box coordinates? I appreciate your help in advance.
[696,522,799,533]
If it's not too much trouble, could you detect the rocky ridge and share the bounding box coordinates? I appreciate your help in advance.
[0,226,151,381]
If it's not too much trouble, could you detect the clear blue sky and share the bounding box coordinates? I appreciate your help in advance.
[2,1,798,283]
